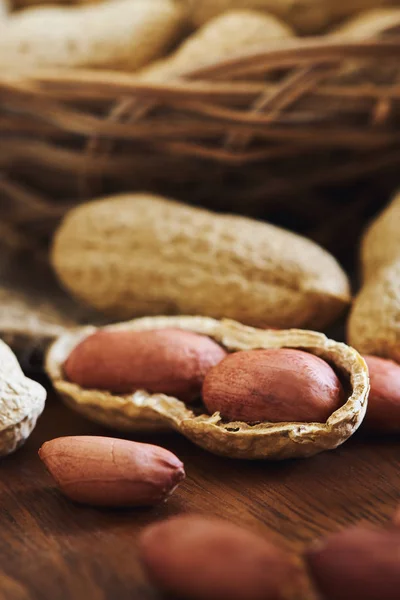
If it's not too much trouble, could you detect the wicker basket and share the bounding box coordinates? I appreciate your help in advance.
[2,35,400,256]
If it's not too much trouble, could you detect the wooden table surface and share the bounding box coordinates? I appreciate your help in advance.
[1,385,399,600]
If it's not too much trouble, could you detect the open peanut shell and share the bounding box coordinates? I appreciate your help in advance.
[46,316,369,460]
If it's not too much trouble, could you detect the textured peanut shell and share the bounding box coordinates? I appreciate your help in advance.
[348,191,400,361]
[46,316,369,460]
[332,8,400,38]
[0,0,185,70]
[51,194,350,331]
[138,9,293,82]
[0,0,9,20]
[183,0,390,35]
[0,338,46,456]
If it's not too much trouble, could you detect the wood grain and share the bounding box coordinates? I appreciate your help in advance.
[0,391,399,600]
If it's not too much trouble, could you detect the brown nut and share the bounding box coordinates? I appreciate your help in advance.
[0,0,185,70]
[139,515,316,600]
[203,348,345,423]
[39,436,185,507]
[138,9,293,82]
[51,194,350,331]
[306,526,400,600]
[393,506,400,527]
[63,328,227,403]
[348,190,400,362]
[46,316,369,460]
[362,355,400,433]
[0,338,46,456]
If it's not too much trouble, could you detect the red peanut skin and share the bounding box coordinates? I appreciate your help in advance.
[63,328,227,402]
[393,506,400,527]
[306,526,400,600]
[363,355,400,433]
[202,349,345,423]
[39,436,185,507]
[139,515,314,600]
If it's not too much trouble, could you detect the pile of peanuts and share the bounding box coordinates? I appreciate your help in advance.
[1,1,400,599]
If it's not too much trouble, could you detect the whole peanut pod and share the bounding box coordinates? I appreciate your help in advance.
[183,0,390,35]
[52,194,350,330]
[332,8,400,39]
[348,191,400,362]
[0,338,46,456]
[63,328,227,402]
[39,436,185,507]
[139,515,317,600]
[203,348,345,423]
[0,0,9,19]
[139,9,293,81]
[306,526,400,600]
[0,0,185,70]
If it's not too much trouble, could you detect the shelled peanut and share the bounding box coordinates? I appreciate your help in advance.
[360,355,400,433]
[39,436,185,507]
[64,328,227,402]
[51,194,350,331]
[138,9,293,81]
[46,317,369,460]
[64,330,344,423]
[0,0,185,70]
[306,525,400,600]
[202,348,345,423]
[139,515,317,600]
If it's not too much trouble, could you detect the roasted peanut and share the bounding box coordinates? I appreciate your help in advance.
[306,526,400,600]
[393,505,400,527]
[139,515,316,600]
[203,348,345,423]
[361,355,400,433]
[64,328,227,402]
[39,436,185,507]
[51,194,350,330]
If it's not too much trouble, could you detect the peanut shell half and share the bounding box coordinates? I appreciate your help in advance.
[46,316,369,460]
[0,338,46,455]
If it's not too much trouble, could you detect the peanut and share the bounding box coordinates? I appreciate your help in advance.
[51,194,350,330]
[348,190,400,362]
[184,0,390,35]
[139,515,316,600]
[202,348,345,423]
[0,338,46,456]
[332,8,400,38]
[0,0,9,20]
[39,436,185,507]
[361,355,400,433]
[64,328,227,402]
[0,0,185,70]
[46,317,369,459]
[306,526,400,600]
[138,9,293,82]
